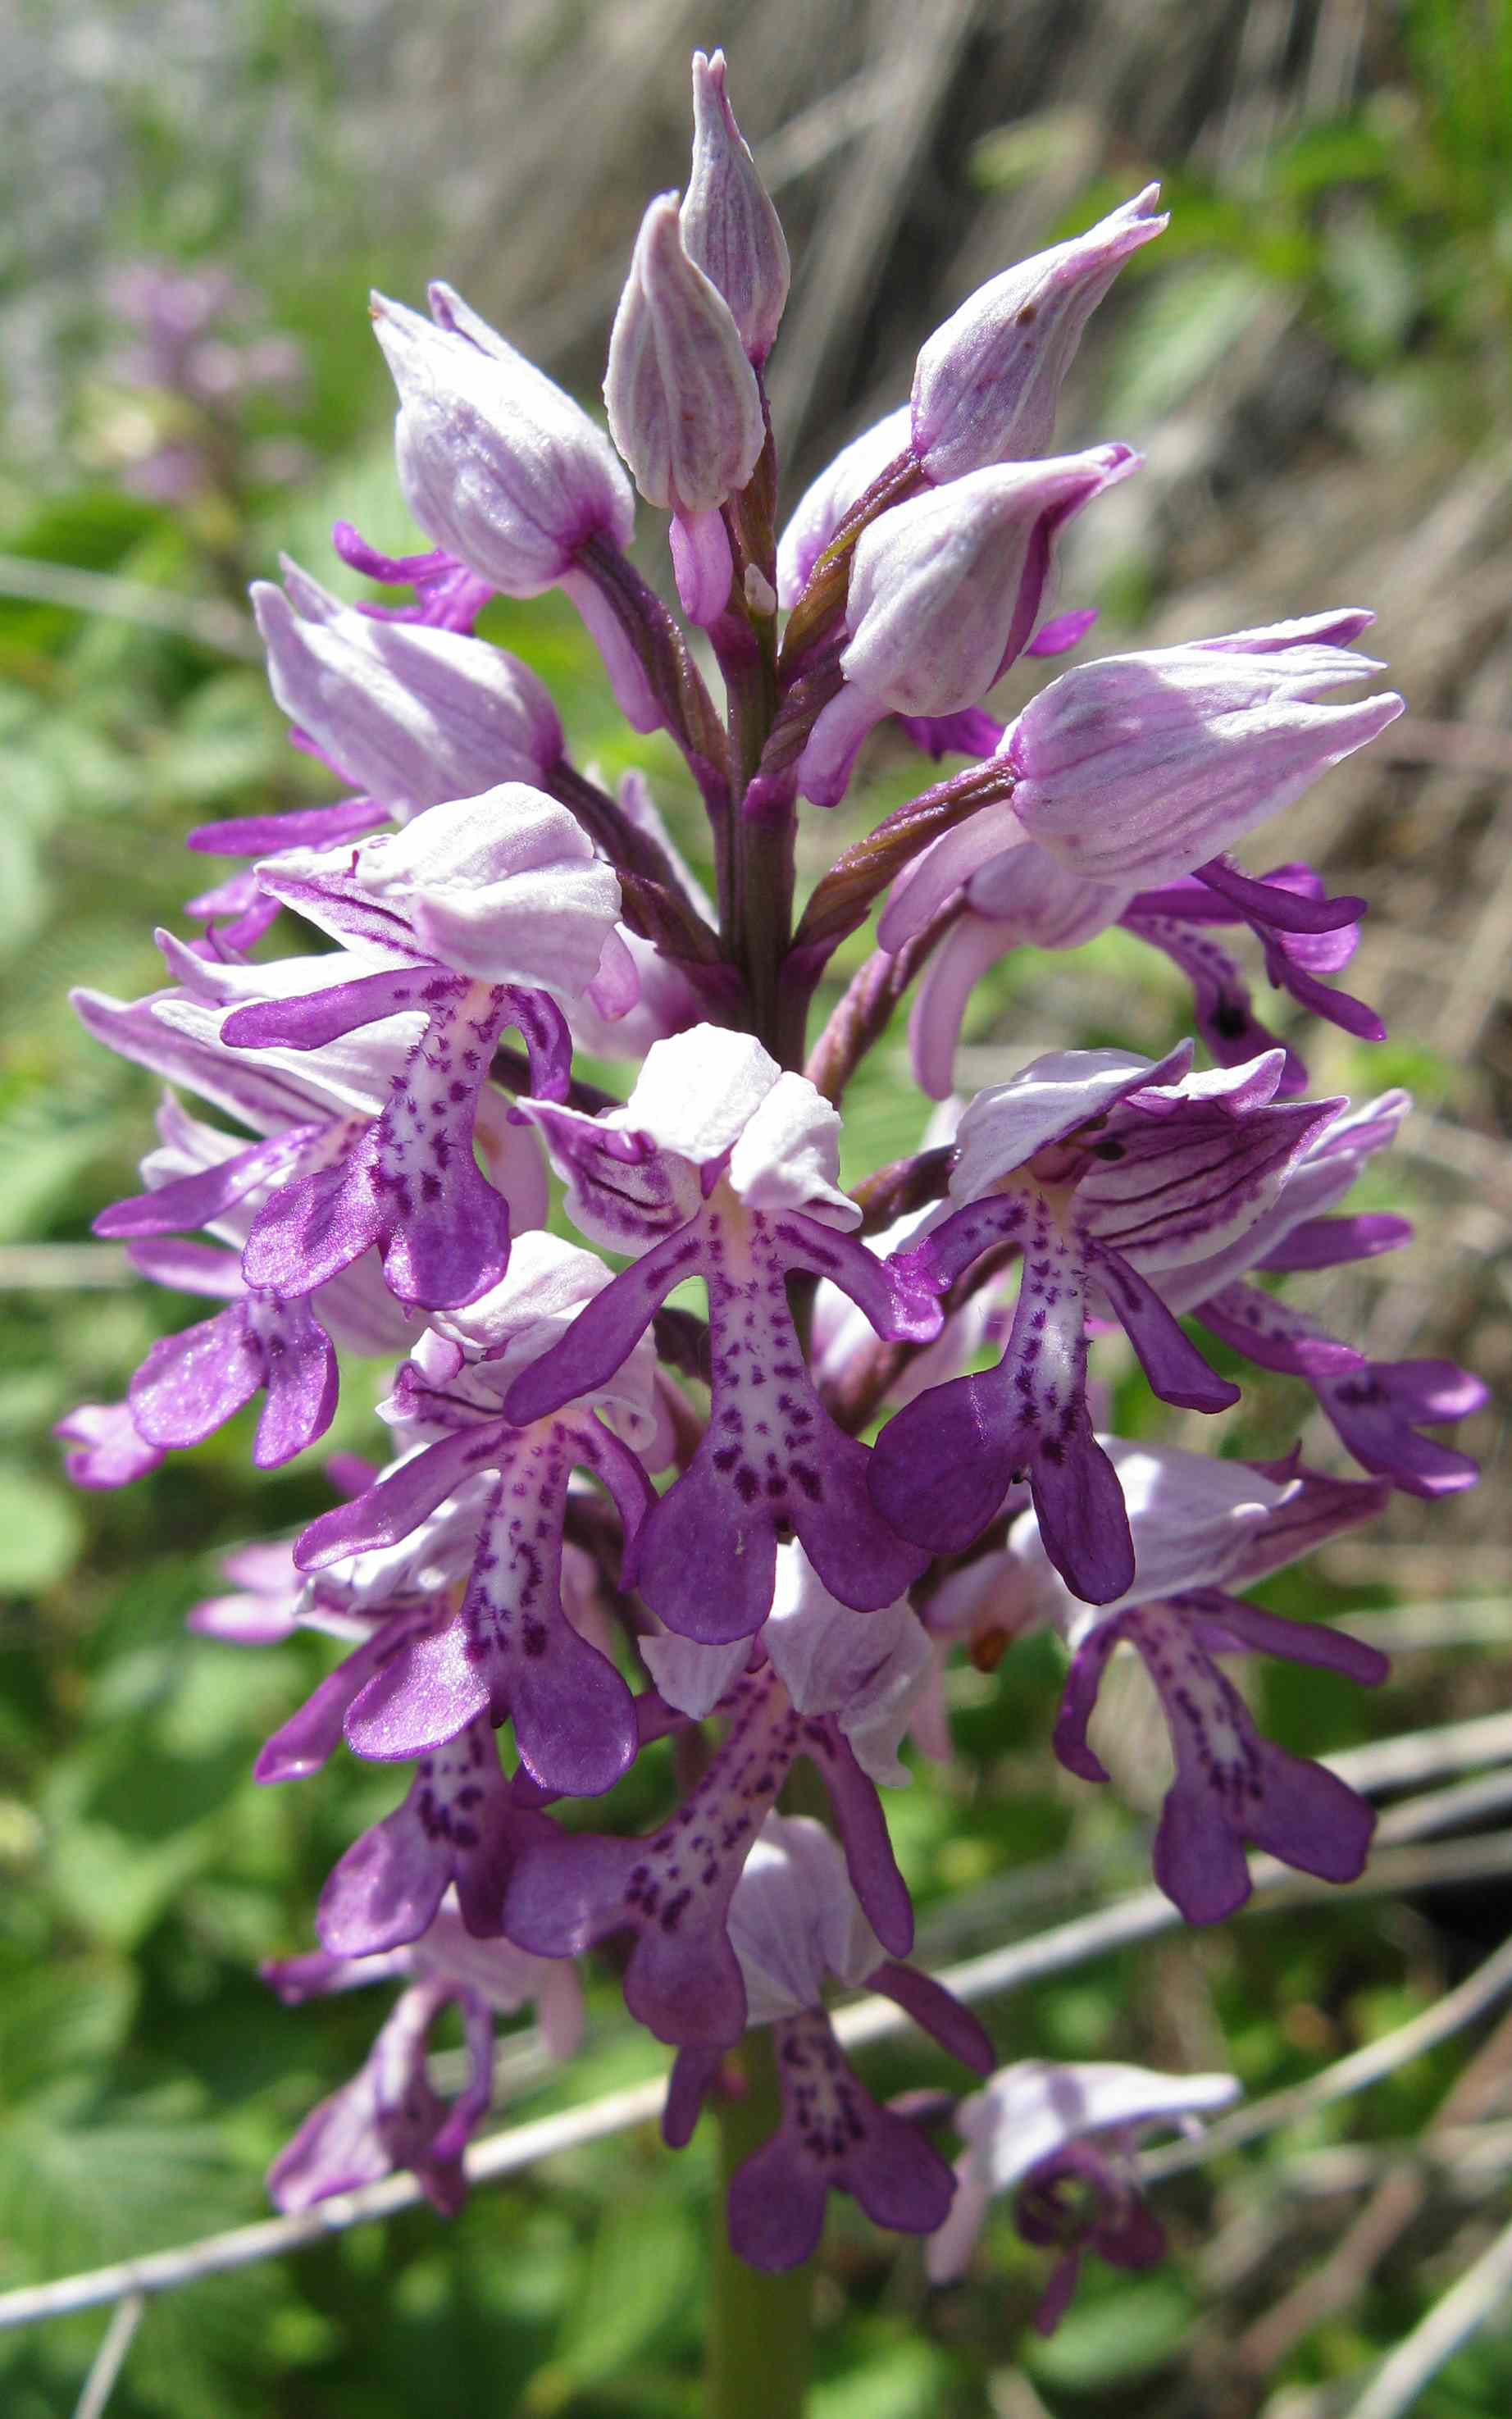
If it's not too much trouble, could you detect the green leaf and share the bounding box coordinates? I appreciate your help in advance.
[1106,262,1275,422]
[540,2180,699,2400]
[0,1467,84,1592]
[813,2331,950,2419]
[1323,208,1420,364]
[1027,2276,1194,2387]
[0,1955,137,2102]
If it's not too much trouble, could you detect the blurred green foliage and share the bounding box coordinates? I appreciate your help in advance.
[978,0,1512,434]
[1,3,1510,2412]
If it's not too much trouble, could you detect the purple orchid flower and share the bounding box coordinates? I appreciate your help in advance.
[289,1236,663,1800]
[927,2057,1239,2327]
[1002,621,1403,887]
[124,1233,339,1469]
[661,1815,992,2269]
[1118,860,1384,1090]
[1125,1091,1487,1496]
[264,1899,581,2216]
[80,938,546,1331]
[267,1970,482,2216]
[191,789,623,1310]
[1196,1287,1487,1496]
[371,282,681,734]
[500,1027,941,1638]
[314,1717,560,1957]
[795,444,1137,808]
[1018,1438,1393,1920]
[55,1399,166,1491]
[505,1663,918,2048]
[868,1045,1339,1600]
[76,1091,420,1479]
[250,558,567,824]
[371,283,635,599]
[881,613,1395,926]
[892,822,1382,1100]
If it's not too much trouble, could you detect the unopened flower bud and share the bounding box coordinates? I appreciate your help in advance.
[605,194,765,518]
[253,560,564,820]
[1004,629,1405,886]
[913,186,1167,481]
[604,192,767,623]
[371,283,634,596]
[681,50,790,365]
[797,444,1136,807]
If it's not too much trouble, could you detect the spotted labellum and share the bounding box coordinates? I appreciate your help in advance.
[63,46,1482,2320]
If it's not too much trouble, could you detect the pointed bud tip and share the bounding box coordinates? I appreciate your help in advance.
[690,48,737,130]
[425,281,473,339]
[630,192,689,277]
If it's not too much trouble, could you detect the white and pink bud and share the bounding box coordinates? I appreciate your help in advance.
[796,444,1137,807]
[1004,628,1405,886]
[605,196,764,517]
[371,284,634,597]
[681,50,790,366]
[604,193,766,622]
[913,185,1167,480]
[253,560,564,822]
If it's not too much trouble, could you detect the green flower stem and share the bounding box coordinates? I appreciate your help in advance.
[707,2032,814,2419]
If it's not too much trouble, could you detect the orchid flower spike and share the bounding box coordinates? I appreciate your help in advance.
[61,50,1482,2303]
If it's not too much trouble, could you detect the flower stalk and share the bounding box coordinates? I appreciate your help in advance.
[707,2036,816,2419]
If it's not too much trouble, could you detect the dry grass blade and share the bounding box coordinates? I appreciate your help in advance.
[1234,2005,1512,2377]
[1139,1934,1512,2181]
[0,554,259,658]
[71,2294,144,2419]
[1344,2210,1512,2419]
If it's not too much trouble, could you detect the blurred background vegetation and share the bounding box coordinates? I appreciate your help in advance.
[0,1,1509,2412]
